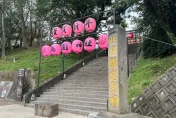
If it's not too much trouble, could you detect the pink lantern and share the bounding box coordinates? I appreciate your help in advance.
[72,40,83,54]
[61,42,72,55]
[41,45,51,57]
[98,34,108,50]
[84,37,96,52]
[62,24,72,37]
[51,44,61,56]
[85,18,96,32]
[52,27,63,39]
[73,21,84,35]
[128,32,134,39]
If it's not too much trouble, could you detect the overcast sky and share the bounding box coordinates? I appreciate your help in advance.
[125,10,139,31]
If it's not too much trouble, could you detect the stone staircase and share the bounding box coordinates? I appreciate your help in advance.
[26,56,108,115]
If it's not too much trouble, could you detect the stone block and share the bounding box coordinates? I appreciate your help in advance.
[141,102,151,115]
[164,80,176,94]
[89,112,151,118]
[158,75,171,86]
[169,107,176,118]
[162,114,172,118]
[161,97,175,113]
[173,77,176,83]
[171,91,176,102]
[131,102,138,112]
[166,67,176,79]
[148,94,160,110]
[155,106,165,117]
[146,111,157,118]
[136,95,147,106]
[150,82,162,94]
[134,107,143,115]
[143,88,153,99]
[156,88,169,101]
[35,103,58,117]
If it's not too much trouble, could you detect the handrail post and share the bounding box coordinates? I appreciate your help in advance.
[62,54,65,79]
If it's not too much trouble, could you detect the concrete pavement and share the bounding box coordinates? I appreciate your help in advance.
[0,104,87,118]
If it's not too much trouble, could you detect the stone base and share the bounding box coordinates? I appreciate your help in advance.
[88,112,151,118]
[35,103,58,117]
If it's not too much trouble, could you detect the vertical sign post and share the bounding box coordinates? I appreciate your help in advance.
[16,68,25,101]
[108,25,129,114]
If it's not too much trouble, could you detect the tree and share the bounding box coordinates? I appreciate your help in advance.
[143,0,176,37]
[17,0,28,49]
[36,0,137,29]
[133,0,176,58]
[36,0,112,27]
[142,24,176,58]
[0,0,6,58]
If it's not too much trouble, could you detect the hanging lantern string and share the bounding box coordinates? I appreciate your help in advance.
[53,29,109,43]
[144,36,176,47]
[55,9,114,27]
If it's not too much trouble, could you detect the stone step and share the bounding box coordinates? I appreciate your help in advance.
[32,99,106,108]
[85,62,108,65]
[25,103,97,115]
[47,89,108,95]
[40,93,108,99]
[61,76,108,83]
[58,82,108,86]
[55,83,108,88]
[51,87,108,91]
[59,103,107,112]
[70,76,107,79]
[66,77,108,80]
[28,102,107,112]
[71,73,108,76]
[25,103,35,108]
[38,95,107,103]
[78,69,108,72]
[59,107,92,115]
[60,80,108,84]
[79,68,107,71]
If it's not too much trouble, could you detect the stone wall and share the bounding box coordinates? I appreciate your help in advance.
[0,69,35,90]
[0,71,18,81]
[0,69,35,100]
[131,66,176,118]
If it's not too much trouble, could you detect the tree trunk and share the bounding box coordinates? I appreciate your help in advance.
[19,0,28,49]
[1,10,6,58]
[29,0,33,47]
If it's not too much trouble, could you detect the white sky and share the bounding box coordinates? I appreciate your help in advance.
[125,10,139,31]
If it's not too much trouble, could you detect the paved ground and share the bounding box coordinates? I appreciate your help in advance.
[0,104,87,118]
[0,99,13,106]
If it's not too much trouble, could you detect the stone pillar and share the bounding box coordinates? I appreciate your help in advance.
[108,25,129,114]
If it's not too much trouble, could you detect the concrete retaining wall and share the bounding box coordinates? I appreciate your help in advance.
[131,66,176,118]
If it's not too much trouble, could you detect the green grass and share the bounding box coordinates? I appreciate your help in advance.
[0,48,86,85]
[128,54,176,103]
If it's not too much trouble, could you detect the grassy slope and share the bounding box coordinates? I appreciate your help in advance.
[0,48,86,84]
[128,54,176,103]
